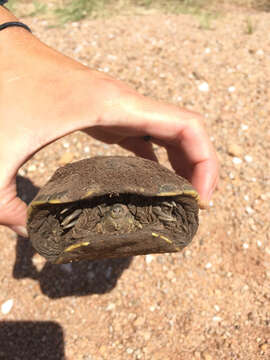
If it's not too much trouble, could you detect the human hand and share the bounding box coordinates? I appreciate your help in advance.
[0,9,218,236]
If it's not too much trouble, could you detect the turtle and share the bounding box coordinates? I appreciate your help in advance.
[27,156,199,264]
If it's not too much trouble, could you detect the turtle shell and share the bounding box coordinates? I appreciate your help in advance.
[27,156,199,264]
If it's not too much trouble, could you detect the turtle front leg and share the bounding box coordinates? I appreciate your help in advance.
[152,201,177,223]
[61,209,83,229]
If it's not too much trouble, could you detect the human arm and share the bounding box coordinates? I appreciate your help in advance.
[0,5,219,236]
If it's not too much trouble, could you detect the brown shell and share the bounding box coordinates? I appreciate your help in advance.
[27,156,199,264]
[28,156,198,212]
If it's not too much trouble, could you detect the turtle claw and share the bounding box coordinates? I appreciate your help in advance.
[62,218,80,230]
[61,209,82,228]
[159,215,177,222]
[152,206,176,222]
[60,208,70,215]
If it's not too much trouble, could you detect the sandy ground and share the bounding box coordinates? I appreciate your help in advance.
[0,5,270,360]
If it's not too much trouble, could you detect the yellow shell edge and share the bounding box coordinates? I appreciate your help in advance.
[64,242,90,253]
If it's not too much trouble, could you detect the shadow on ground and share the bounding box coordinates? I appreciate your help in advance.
[13,175,132,299]
[0,321,65,360]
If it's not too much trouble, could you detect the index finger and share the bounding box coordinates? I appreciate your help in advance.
[165,119,219,205]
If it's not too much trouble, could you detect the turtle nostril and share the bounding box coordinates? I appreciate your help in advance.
[111,204,125,218]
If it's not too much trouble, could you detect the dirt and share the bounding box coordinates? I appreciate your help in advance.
[0,5,270,360]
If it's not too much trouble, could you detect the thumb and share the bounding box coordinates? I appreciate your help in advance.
[0,180,28,237]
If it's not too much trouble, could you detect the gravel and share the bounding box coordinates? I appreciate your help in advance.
[0,5,270,360]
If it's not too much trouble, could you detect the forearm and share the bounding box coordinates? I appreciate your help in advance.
[0,3,16,20]
[0,6,38,72]
[0,5,33,38]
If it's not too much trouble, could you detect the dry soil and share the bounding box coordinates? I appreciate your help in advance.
[0,5,270,360]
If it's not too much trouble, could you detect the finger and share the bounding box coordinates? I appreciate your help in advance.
[165,144,193,180]
[0,196,28,235]
[84,126,158,161]
[118,137,158,162]
[0,179,28,235]
[179,124,219,202]
[165,124,219,203]
[9,225,28,237]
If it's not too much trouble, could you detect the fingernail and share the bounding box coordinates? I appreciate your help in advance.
[11,226,28,238]
[199,187,215,209]
[198,199,210,210]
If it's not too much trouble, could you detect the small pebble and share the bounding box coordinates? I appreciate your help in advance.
[106,303,116,311]
[228,86,235,92]
[107,54,117,61]
[99,66,110,73]
[243,243,249,249]
[185,250,192,257]
[18,168,26,176]
[204,47,211,54]
[244,155,253,163]
[59,152,74,165]
[74,45,83,54]
[256,49,264,56]
[141,331,151,341]
[260,343,268,352]
[32,254,46,272]
[203,352,213,360]
[145,254,154,264]
[245,206,254,215]
[134,316,145,327]
[212,316,222,322]
[233,157,242,164]
[227,143,243,157]
[84,146,90,153]
[1,299,14,315]
[198,82,209,92]
[28,164,37,172]
[241,124,248,130]
[260,193,270,201]
[205,262,212,269]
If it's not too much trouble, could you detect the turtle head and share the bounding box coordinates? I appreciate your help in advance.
[99,204,134,233]
[109,204,129,219]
